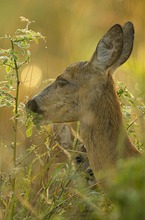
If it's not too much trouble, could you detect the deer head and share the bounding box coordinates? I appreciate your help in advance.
[27,22,134,126]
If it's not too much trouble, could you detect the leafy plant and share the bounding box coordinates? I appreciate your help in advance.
[0,16,45,219]
[117,81,145,151]
[108,157,145,220]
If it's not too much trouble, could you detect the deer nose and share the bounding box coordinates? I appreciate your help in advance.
[26,99,42,114]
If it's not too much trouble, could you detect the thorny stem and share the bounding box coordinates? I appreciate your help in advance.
[11,39,20,166]
[9,40,20,219]
[127,112,145,131]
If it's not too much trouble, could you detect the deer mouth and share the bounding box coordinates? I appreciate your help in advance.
[26,99,45,125]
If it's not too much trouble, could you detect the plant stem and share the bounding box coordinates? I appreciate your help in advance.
[10,40,20,219]
[11,40,20,167]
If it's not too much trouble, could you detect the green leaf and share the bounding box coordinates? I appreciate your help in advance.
[27,50,31,57]
[14,55,18,60]
[3,58,8,64]
[34,37,38,44]
[9,79,14,86]
[26,127,33,138]
[21,49,25,56]
[6,101,11,107]
[5,66,11,73]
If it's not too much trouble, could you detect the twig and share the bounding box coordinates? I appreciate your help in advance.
[127,112,145,130]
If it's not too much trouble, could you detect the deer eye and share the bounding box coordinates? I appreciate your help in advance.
[57,77,69,87]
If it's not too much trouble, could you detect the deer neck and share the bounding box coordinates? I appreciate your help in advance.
[80,76,140,175]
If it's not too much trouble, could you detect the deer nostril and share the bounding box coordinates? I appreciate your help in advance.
[27,99,38,112]
[27,99,42,114]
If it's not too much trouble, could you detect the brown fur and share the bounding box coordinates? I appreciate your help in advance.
[80,72,140,178]
[27,22,141,181]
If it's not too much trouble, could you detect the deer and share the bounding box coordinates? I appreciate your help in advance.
[27,21,142,182]
[52,123,96,186]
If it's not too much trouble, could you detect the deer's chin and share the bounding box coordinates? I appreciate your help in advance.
[32,114,50,126]
[31,113,43,125]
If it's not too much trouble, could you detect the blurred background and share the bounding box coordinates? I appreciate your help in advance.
[0,0,145,171]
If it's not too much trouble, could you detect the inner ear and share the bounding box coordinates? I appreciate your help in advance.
[89,24,123,71]
[111,21,135,71]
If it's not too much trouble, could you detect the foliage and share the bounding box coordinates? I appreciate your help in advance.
[0,16,45,109]
[117,81,145,151]
[108,157,145,220]
[0,17,145,220]
[0,17,45,220]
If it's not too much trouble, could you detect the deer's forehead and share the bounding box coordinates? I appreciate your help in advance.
[62,61,107,85]
[62,61,89,80]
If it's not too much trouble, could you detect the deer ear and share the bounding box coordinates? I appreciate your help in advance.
[89,24,123,71]
[111,22,134,71]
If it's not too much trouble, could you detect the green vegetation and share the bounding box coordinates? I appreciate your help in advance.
[0,17,145,220]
